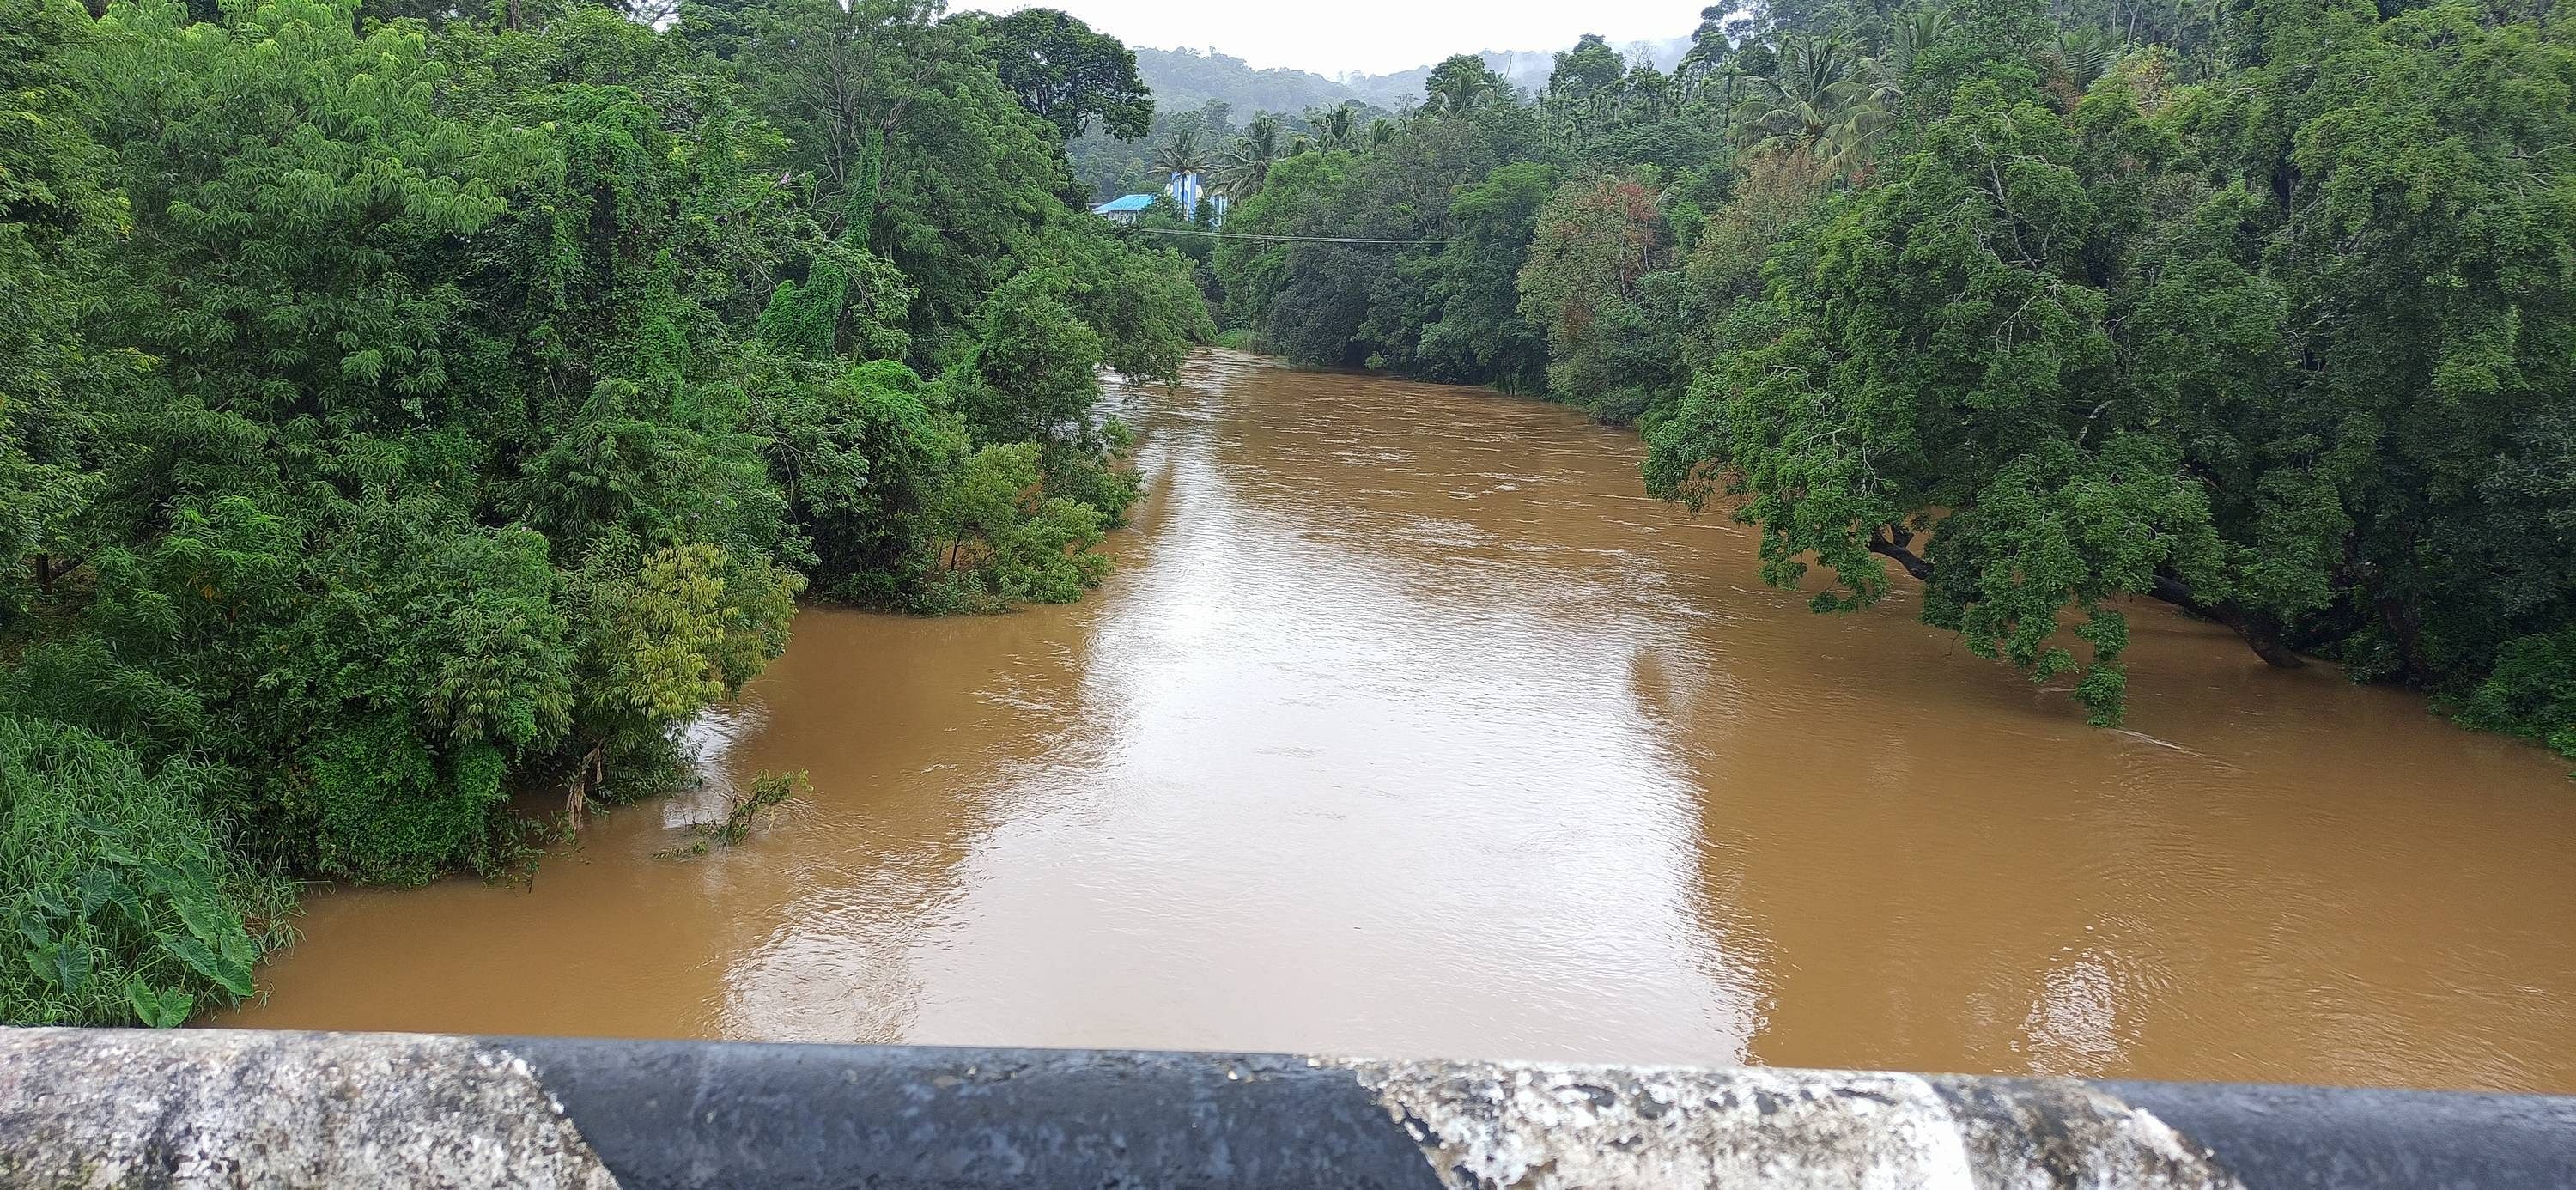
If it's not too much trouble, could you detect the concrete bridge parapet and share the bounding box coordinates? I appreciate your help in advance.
[3,1028,2571,1187]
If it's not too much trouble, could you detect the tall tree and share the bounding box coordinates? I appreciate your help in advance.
[1425,53,1506,118]
[1518,174,1685,422]
[0,0,127,627]
[1153,129,1211,176]
[1729,33,1893,177]
[2163,0,2576,717]
[1548,33,1628,97]
[1212,113,1284,196]
[1650,71,2256,721]
[963,7,1153,143]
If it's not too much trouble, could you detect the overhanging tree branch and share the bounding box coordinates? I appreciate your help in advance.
[1867,527,2304,669]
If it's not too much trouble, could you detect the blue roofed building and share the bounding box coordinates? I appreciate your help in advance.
[1094,176,1230,229]
[1163,172,1228,228]
[1091,194,1156,225]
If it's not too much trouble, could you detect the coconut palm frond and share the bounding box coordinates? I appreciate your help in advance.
[2043,27,2121,93]
[1153,130,1210,176]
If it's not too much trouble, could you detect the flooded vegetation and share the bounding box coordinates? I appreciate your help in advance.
[231,355,2576,1094]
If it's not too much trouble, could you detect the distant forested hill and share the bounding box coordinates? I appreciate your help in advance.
[1133,39,1697,118]
[1337,39,1693,105]
[1129,47,1362,116]
[1082,37,1696,200]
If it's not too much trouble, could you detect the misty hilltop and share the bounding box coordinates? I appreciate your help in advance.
[1132,37,1693,118]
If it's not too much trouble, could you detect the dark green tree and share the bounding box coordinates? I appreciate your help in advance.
[1549,33,1629,97]
[964,7,1153,143]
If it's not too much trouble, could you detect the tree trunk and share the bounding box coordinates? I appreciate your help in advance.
[564,743,603,830]
[2374,592,2440,687]
[2149,574,2305,670]
[28,554,81,595]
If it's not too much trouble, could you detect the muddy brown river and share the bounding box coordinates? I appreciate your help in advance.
[228,352,2576,1092]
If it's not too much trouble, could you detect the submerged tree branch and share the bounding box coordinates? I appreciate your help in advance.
[1867,527,2304,669]
[2146,574,2306,670]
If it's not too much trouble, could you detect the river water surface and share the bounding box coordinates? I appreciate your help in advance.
[229,352,2576,1092]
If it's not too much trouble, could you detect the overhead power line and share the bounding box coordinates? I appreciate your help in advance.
[1118,227,1459,246]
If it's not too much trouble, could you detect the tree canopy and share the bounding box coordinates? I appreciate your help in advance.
[1196,0,2576,753]
[0,0,1206,1026]
[965,7,1153,142]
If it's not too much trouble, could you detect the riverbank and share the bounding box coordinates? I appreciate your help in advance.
[226,352,2576,1094]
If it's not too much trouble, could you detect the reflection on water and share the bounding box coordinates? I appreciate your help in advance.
[228,351,2576,1093]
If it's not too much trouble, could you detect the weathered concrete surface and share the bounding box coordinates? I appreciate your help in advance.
[8,1030,2573,1187]
[1341,1059,2244,1190]
[0,1029,617,1189]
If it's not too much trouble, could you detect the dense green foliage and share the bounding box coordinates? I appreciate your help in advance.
[1,716,295,1027]
[966,8,1153,144]
[1195,0,2576,747]
[6,0,2568,1023]
[0,0,1206,1023]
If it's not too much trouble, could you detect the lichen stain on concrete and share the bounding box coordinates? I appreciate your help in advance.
[0,1028,618,1189]
[1933,1077,2242,1190]
[1336,1059,2248,1190]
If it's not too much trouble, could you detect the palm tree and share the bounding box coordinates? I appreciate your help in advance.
[2039,26,2120,95]
[1706,58,1754,143]
[1427,68,1496,118]
[1890,10,1954,76]
[1369,117,1398,148]
[1730,35,1893,179]
[1152,130,1209,178]
[1315,105,1359,151]
[1212,114,1282,197]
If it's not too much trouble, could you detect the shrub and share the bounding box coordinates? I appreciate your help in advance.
[1,715,295,1026]
[2457,630,2576,759]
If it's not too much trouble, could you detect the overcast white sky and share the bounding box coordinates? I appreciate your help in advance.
[952,1,1702,77]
